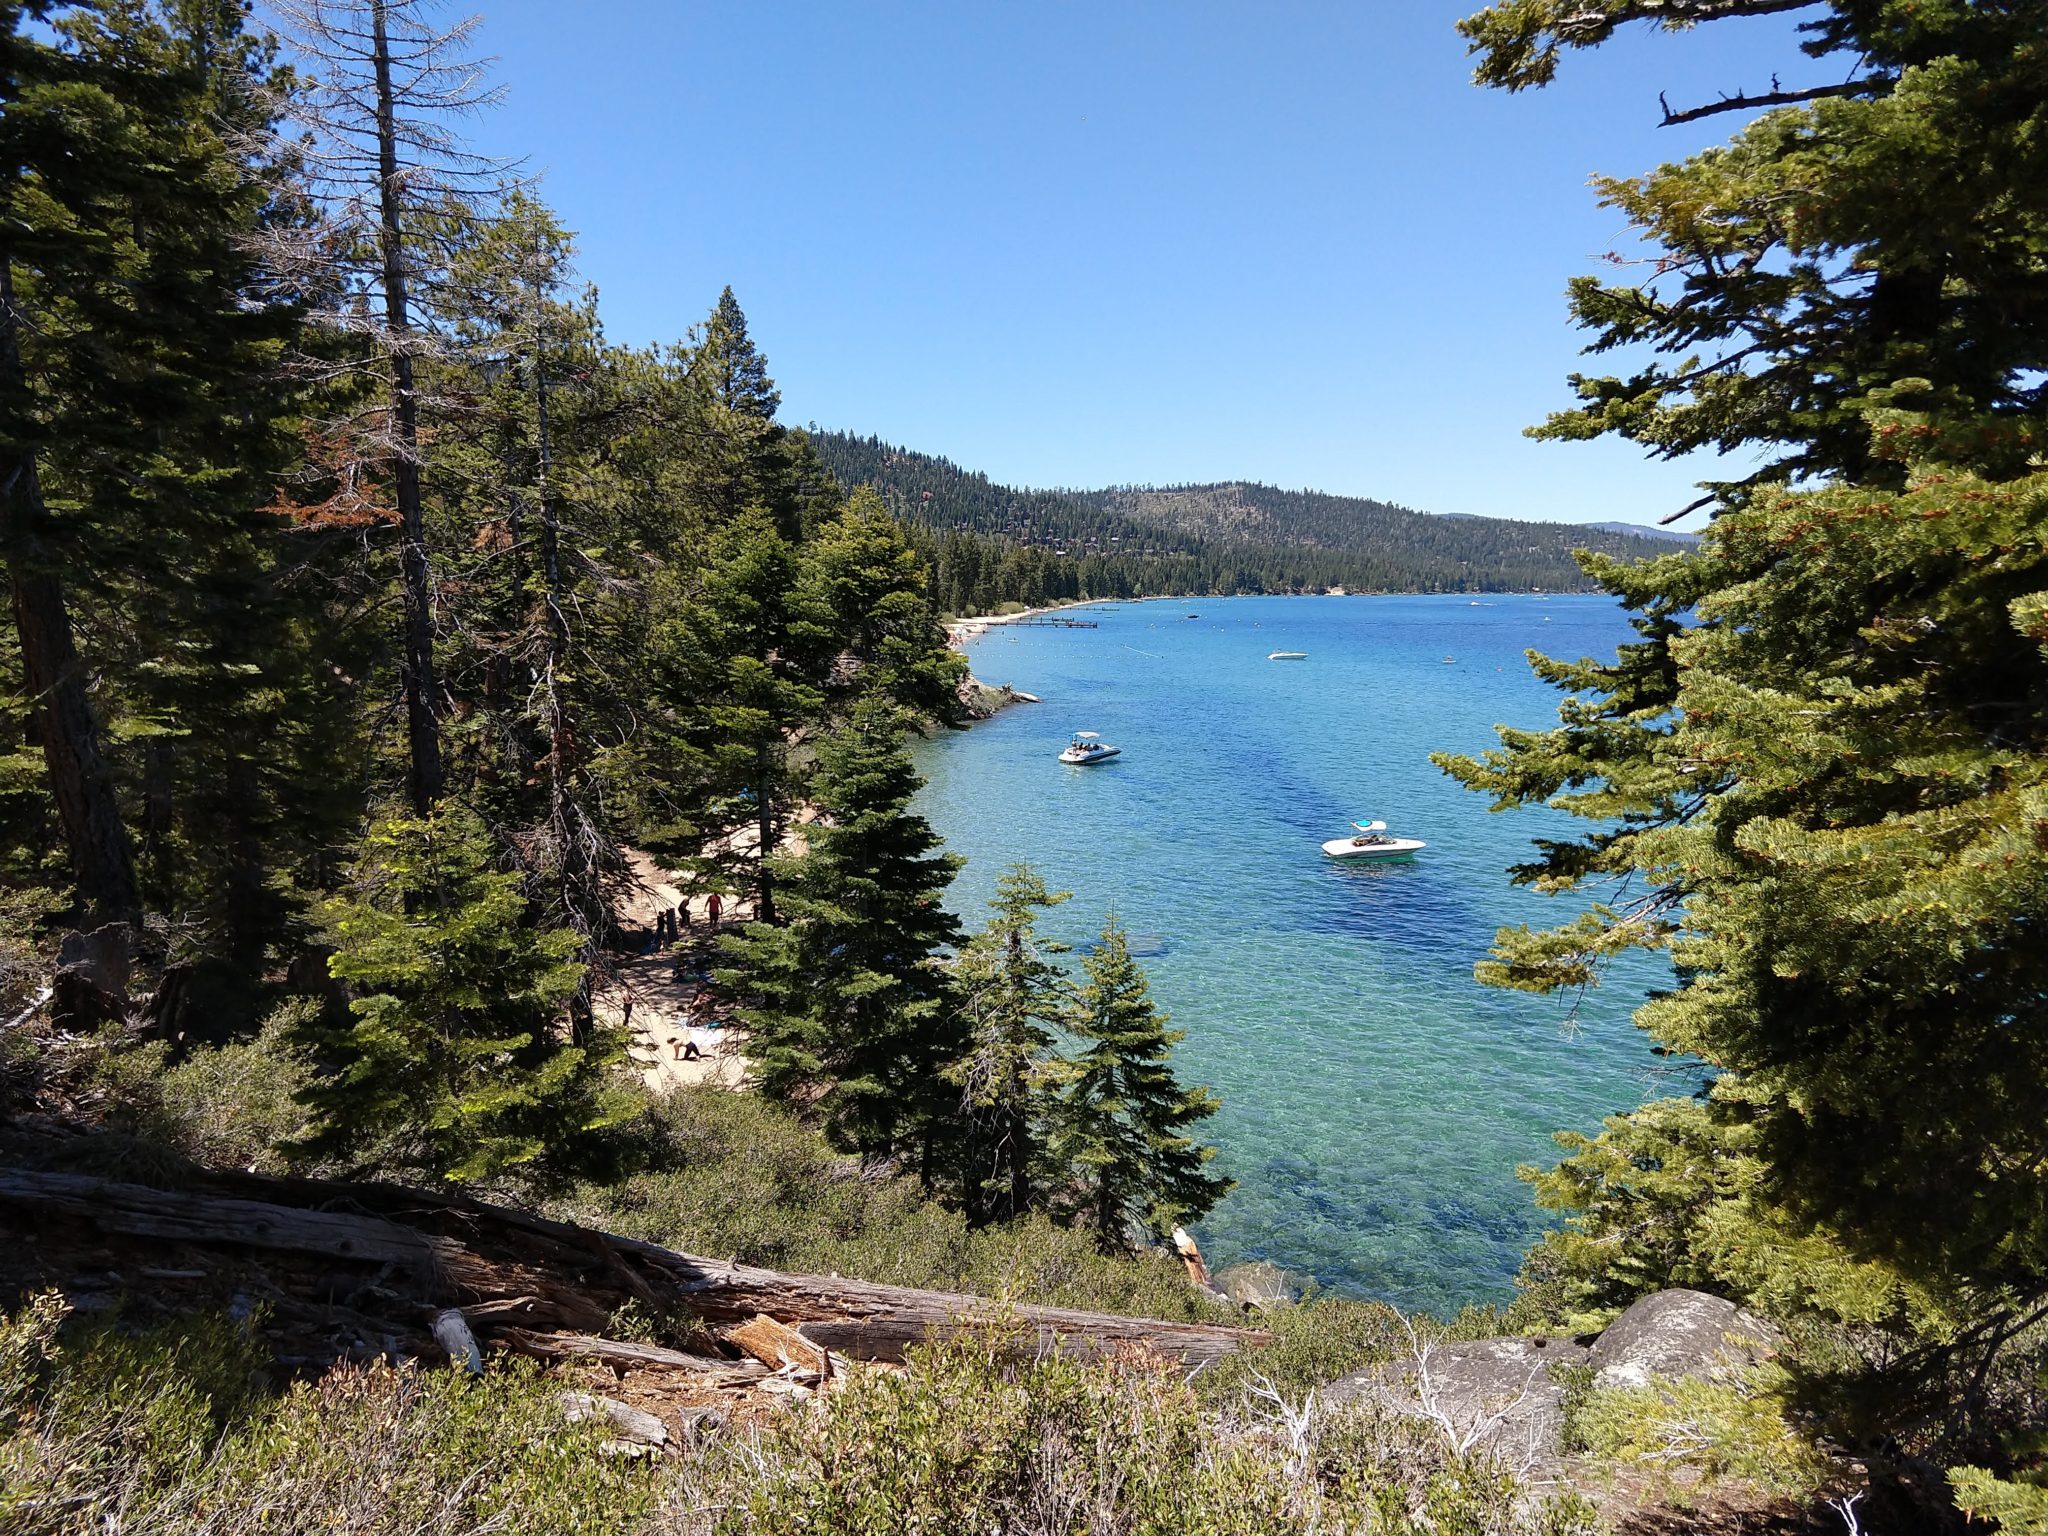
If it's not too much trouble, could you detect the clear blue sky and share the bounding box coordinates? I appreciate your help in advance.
[458,2,1809,526]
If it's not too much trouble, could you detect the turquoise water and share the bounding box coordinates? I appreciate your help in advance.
[912,593,1678,1313]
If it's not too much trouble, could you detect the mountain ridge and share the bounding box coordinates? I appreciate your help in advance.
[809,430,1680,611]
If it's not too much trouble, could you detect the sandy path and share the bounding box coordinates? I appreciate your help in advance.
[601,848,751,1094]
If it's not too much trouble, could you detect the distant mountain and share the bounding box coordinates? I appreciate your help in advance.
[1585,520,1700,544]
[809,432,1677,611]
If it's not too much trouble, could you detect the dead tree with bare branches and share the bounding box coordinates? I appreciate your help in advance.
[267,0,514,815]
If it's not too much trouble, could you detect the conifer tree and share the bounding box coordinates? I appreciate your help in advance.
[802,488,969,724]
[722,700,962,1164]
[1441,0,2048,1463]
[271,0,509,813]
[1,0,325,941]
[949,864,1070,1223]
[1054,915,1229,1251]
[295,807,628,1185]
[439,191,621,1021]
[687,286,805,536]
[654,507,825,925]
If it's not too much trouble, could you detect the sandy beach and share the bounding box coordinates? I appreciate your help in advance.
[600,847,749,1094]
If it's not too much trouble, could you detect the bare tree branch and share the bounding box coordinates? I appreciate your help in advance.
[1659,76,1885,125]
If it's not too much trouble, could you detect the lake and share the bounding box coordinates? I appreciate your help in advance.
[912,592,1679,1312]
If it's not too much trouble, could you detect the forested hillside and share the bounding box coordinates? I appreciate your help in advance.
[811,431,1673,612]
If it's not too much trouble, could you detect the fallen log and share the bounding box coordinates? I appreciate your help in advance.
[493,1328,769,1386]
[0,1166,1270,1369]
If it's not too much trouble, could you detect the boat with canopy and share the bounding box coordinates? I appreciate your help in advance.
[1058,731,1122,766]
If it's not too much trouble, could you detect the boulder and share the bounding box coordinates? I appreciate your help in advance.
[1325,1335,1589,1473]
[1215,1261,1297,1312]
[1588,1289,1779,1391]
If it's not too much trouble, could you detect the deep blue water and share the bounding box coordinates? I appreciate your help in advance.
[912,593,1680,1313]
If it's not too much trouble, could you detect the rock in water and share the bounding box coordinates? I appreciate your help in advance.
[1588,1289,1779,1391]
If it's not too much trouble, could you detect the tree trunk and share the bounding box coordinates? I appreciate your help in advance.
[755,774,776,925]
[372,0,442,815]
[0,1167,1270,1369]
[0,265,141,925]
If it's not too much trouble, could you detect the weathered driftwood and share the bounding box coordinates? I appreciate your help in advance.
[0,1166,1271,1369]
[493,1328,768,1385]
[559,1391,669,1447]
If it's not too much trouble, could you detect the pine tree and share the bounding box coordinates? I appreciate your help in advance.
[1,0,332,948]
[722,700,962,1164]
[948,864,1071,1223]
[802,488,968,725]
[653,507,825,925]
[1055,914,1229,1252]
[1457,0,2048,501]
[271,0,510,813]
[1441,0,2048,1465]
[437,191,624,1035]
[295,807,629,1185]
[687,286,805,537]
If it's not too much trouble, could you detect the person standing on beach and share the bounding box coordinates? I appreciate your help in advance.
[706,891,722,927]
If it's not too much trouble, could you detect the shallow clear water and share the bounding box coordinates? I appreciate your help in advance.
[912,593,1676,1313]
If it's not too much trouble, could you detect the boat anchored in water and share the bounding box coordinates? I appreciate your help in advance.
[1322,819,1426,861]
[1268,650,1307,661]
[1058,731,1122,766]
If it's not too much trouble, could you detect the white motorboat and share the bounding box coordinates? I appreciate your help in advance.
[1268,650,1308,661]
[1059,731,1122,766]
[1322,819,1427,861]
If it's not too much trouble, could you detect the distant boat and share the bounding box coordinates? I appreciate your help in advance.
[1322,819,1427,862]
[1058,731,1121,766]
[1268,650,1308,661]
[1185,612,1200,619]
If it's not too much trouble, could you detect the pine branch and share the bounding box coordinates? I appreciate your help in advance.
[1555,0,1820,41]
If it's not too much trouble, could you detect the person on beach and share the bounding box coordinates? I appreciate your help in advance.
[620,986,636,1030]
[706,891,722,927]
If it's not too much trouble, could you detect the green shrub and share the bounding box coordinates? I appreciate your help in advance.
[1568,1364,1826,1499]
[560,1086,1228,1322]
[155,1004,317,1172]
[0,1297,657,1536]
[0,1303,271,1532]
[1196,1296,1406,1405]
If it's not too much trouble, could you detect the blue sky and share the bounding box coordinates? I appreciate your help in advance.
[460,2,1810,525]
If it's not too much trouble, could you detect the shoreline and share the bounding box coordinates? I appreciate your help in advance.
[946,601,1098,720]
[943,589,1599,721]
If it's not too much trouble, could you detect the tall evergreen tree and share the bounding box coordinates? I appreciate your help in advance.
[949,864,1070,1224]
[1,0,320,940]
[802,488,968,725]
[1055,914,1228,1251]
[653,507,825,925]
[1457,0,2048,500]
[1440,0,2048,1478]
[437,191,624,1029]
[272,0,509,813]
[721,700,963,1164]
[687,286,805,537]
